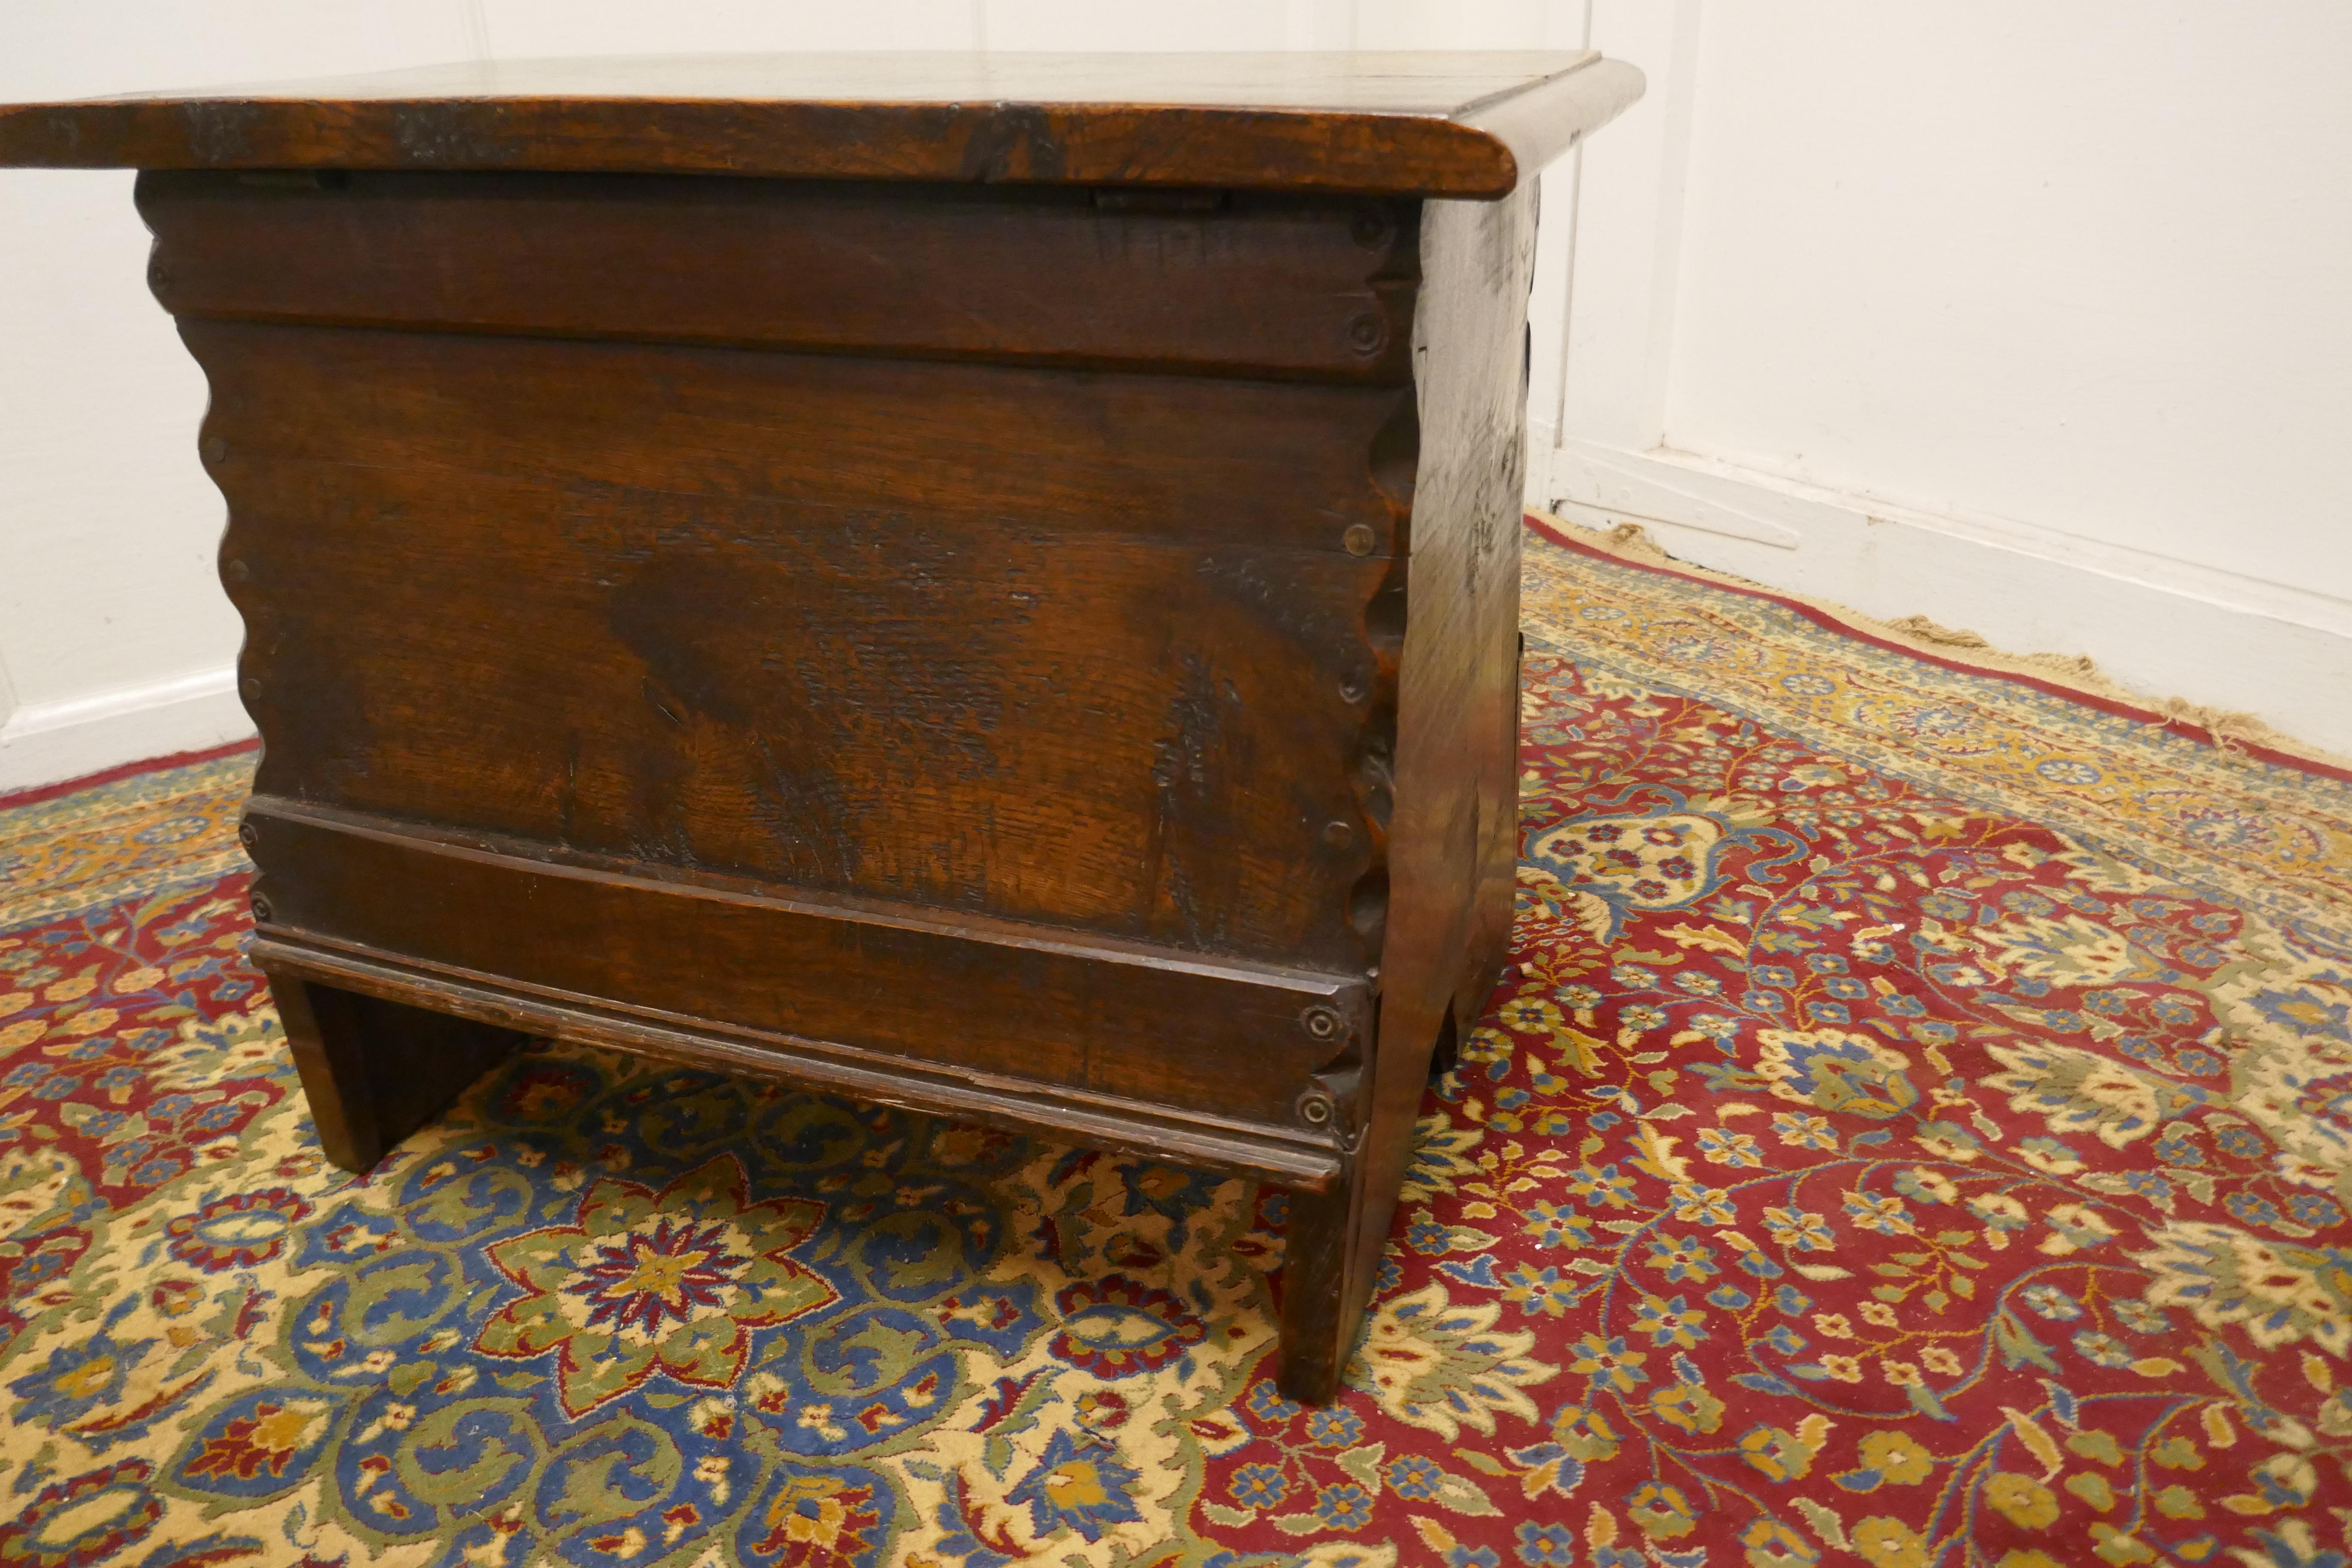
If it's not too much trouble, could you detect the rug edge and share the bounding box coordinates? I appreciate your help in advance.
[1524,510,2352,787]
[0,738,260,815]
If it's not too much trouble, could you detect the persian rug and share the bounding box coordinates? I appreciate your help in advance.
[3,519,2351,1568]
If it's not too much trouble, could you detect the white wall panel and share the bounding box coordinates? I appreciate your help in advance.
[1553,0,2352,756]
[0,1,483,786]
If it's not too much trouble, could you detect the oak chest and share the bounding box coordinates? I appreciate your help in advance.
[0,52,1641,1399]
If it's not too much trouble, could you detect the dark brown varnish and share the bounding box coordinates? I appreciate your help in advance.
[6,54,1641,1403]
[0,52,1644,197]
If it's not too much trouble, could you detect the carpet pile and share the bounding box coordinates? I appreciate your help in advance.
[2,520,2349,1568]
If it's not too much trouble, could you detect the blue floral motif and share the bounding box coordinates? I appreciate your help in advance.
[1304,1407,1363,1449]
[1243,1380,1300,1427]
[1007,1427,1144,1543]
[1516,1522,1576,1567]
[6,1300,156,1444]
[1228,1463,1287,1508]
[1312,1481,1375,1529]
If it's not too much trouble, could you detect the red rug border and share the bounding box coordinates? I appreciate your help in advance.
[1525,512,2352,788]
[0,738,260,814]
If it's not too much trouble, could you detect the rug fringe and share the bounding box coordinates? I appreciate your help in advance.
[1538,511,2352,776]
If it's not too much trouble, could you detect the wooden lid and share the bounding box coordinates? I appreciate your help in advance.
[0,52,1643,198]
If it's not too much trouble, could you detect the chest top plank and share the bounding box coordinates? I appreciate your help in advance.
[0,51,1642,198]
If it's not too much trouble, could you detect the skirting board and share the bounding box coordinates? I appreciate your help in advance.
[0,664,255,794]
[1528,436,2352,762]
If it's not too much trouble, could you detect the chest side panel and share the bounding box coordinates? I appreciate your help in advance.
[176,176,1419,977]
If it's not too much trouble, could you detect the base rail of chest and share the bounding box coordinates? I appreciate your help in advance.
[251,934,1348,1190]
[242,799,1362,1191]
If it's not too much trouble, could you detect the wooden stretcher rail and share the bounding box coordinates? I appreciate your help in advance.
[251,934,1349,1191]
[243,796,1371,1142]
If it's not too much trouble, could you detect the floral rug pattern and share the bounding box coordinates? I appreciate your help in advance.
[3,523,2351,1568]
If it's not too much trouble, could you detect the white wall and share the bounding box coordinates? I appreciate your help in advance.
[1539,1,2352,757]
[0,0,1588,792]
[11,3,2349,787]
[0,3,490,788]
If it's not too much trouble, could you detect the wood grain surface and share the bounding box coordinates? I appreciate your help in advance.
[1261,188,1541,1400]
[193,314,1403,969]
[2,52,1645,196]
[141,172,1420,381]
[245,798,1371,1137]
[253,937,1351,1192]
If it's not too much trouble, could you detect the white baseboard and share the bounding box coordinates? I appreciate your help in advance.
[1526,435,2352,762]
[0,664,254,794]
